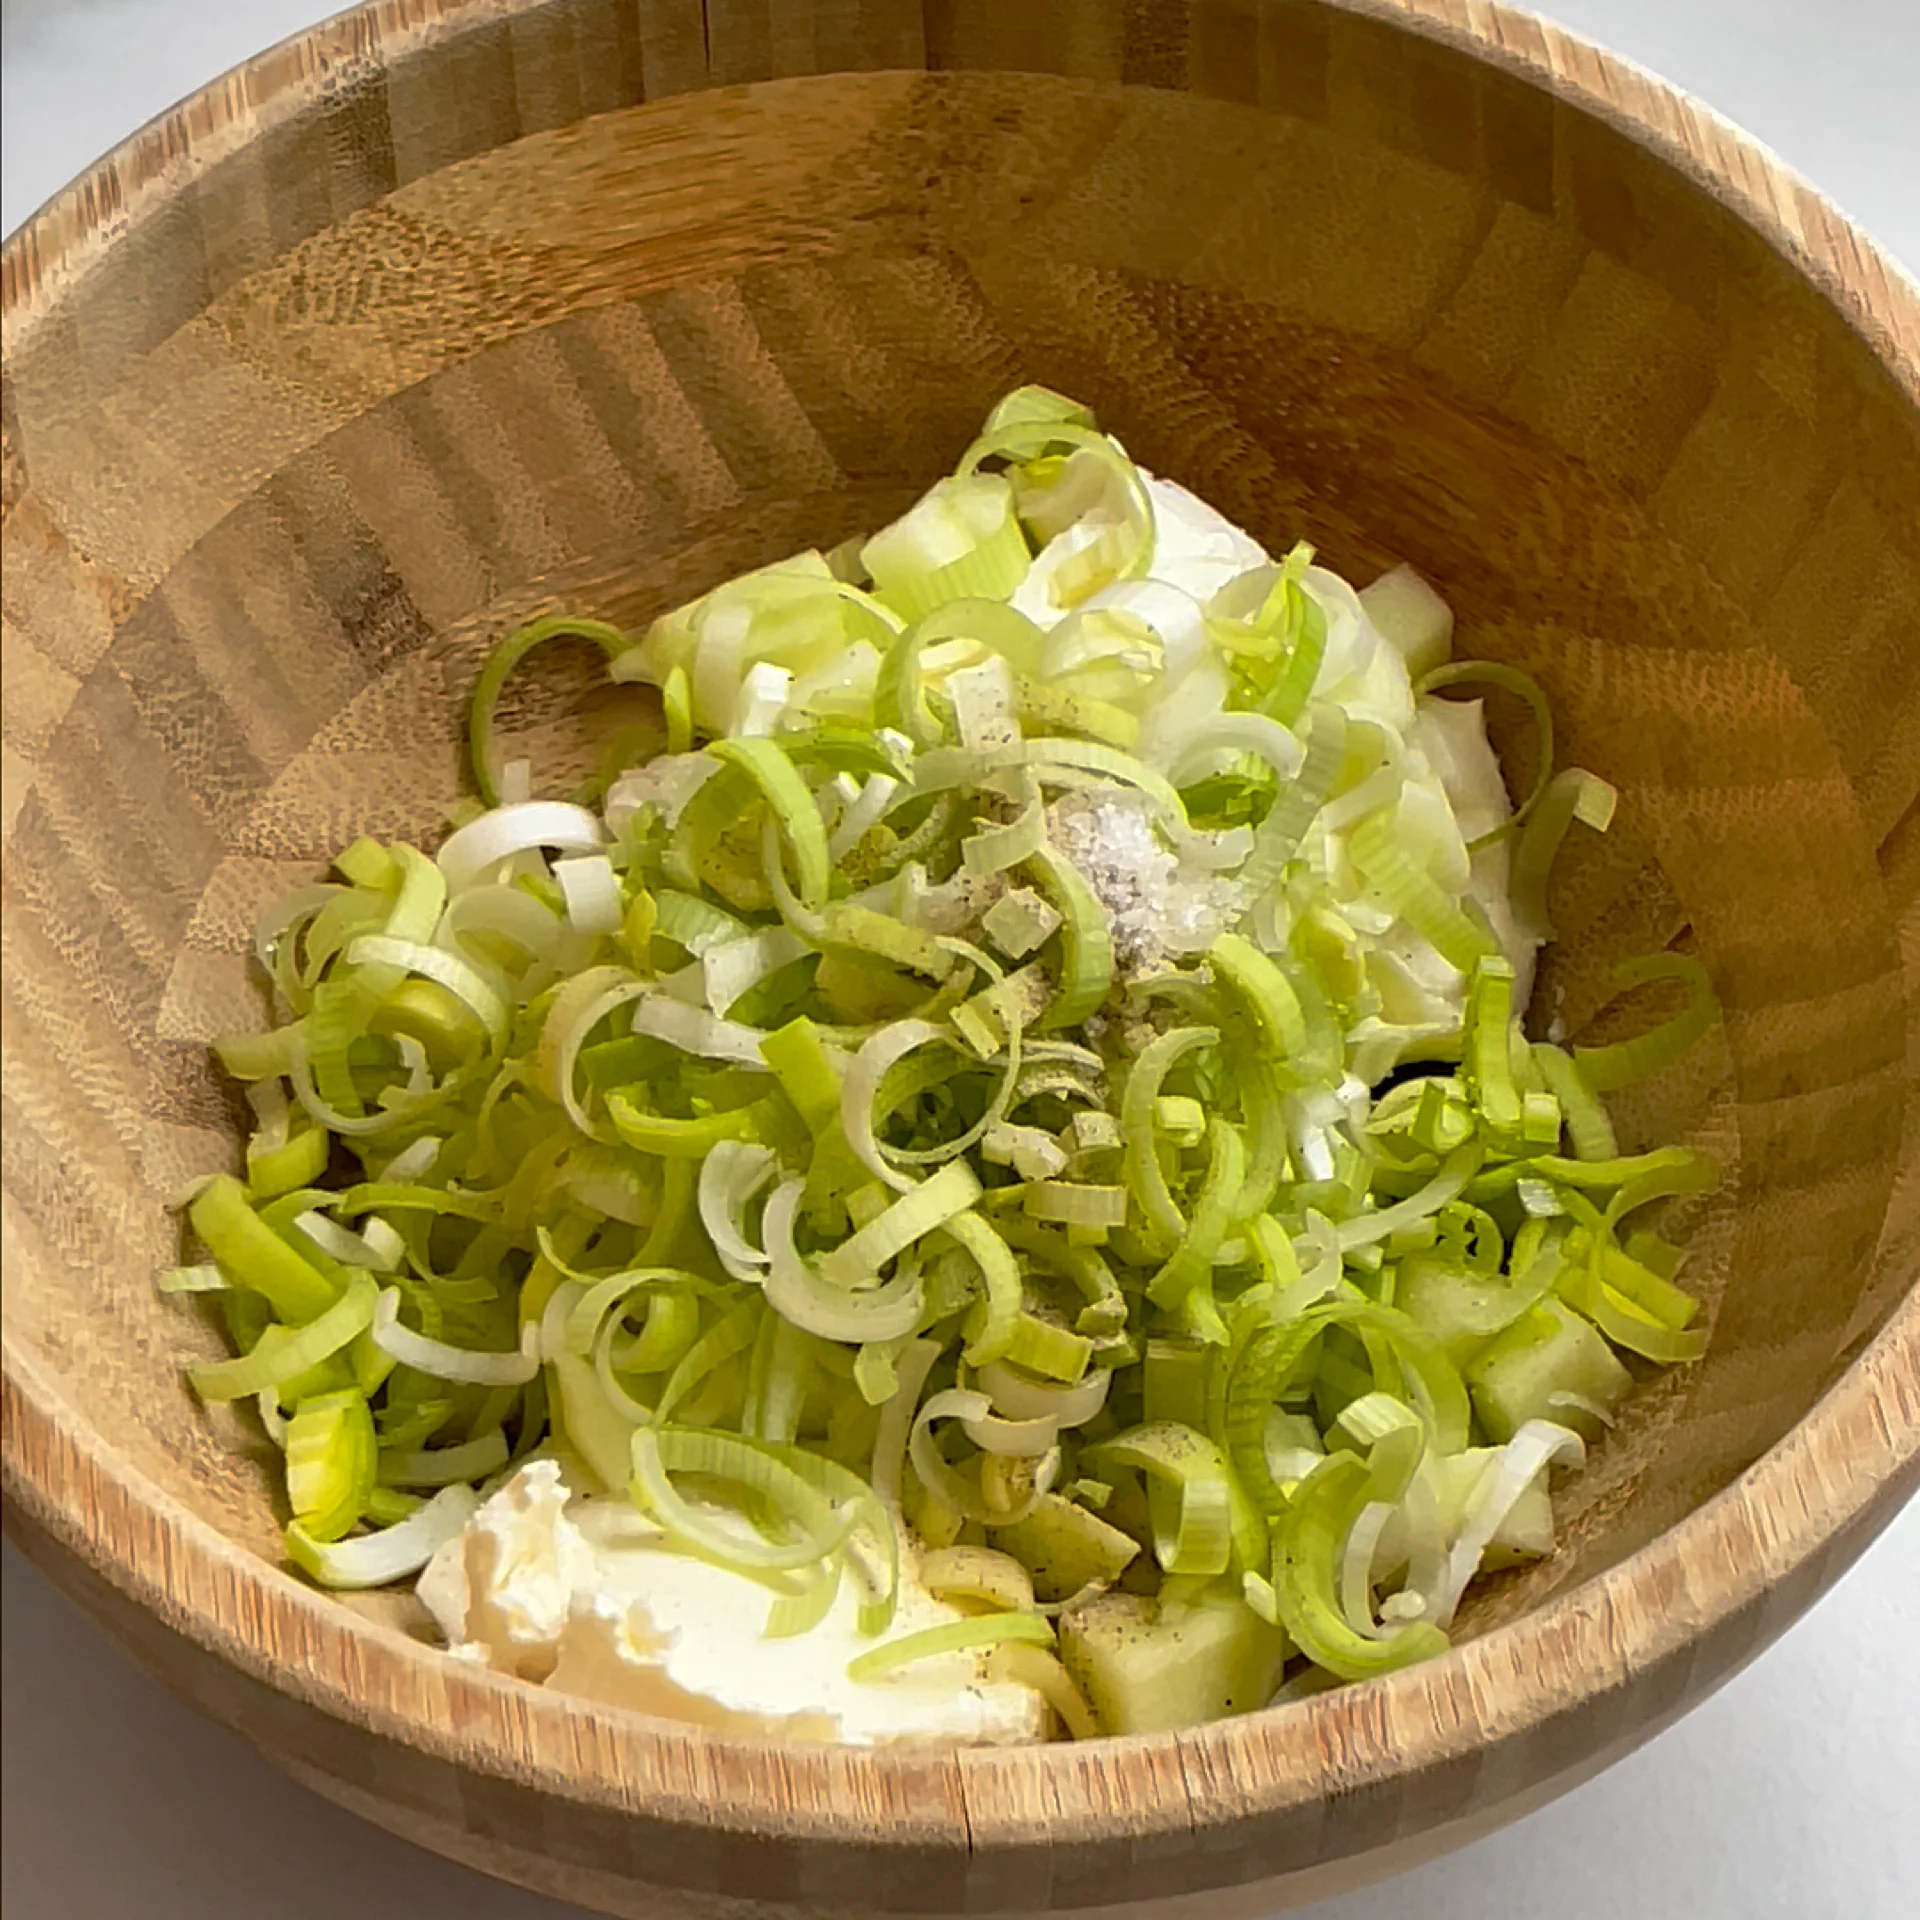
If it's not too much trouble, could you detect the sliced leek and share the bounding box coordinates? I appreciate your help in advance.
[167,383,1720,1743]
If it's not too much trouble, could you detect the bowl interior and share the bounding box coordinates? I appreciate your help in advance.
[5,0,1915,1663]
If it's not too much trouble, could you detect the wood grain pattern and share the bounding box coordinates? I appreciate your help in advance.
[3,2,1915,1914]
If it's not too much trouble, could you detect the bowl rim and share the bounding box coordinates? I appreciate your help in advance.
[4,0,1917,1894]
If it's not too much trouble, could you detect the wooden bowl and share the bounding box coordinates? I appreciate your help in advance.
[4,2,1916,1914]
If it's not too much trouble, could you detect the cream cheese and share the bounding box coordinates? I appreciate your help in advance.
[418,1462,1048,1747]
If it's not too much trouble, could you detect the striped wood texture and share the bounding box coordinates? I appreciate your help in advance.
[3,2,1916,1915]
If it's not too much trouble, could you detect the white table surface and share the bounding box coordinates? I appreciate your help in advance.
[3,3,1916,1916]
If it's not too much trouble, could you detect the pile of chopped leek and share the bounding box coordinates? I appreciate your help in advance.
[168,386,1717,1729]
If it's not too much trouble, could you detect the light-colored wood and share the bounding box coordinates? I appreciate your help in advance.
[3,1,1915,1914]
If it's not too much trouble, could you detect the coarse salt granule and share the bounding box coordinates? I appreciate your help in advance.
[1047,792,1244,974]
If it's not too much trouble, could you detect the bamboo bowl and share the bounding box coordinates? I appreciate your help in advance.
[4,2,1917,1915]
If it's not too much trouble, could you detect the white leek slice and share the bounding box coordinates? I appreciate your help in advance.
[959,1402,1061,1457]
[289,1484,480,1590]
[697,1141,778,1282]
[346,935,508,1045]
[977,1358,1110,1429]
[534,965,647,1138]
[371,1288,541,1385]
[436,801,604,889]
[841,1019,949,1193]
[630,995,771,1068]
[554,854,625,935]
[703,925,811,1016]
[763,1179,926,1343]
[1430,1420,1585,1625]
